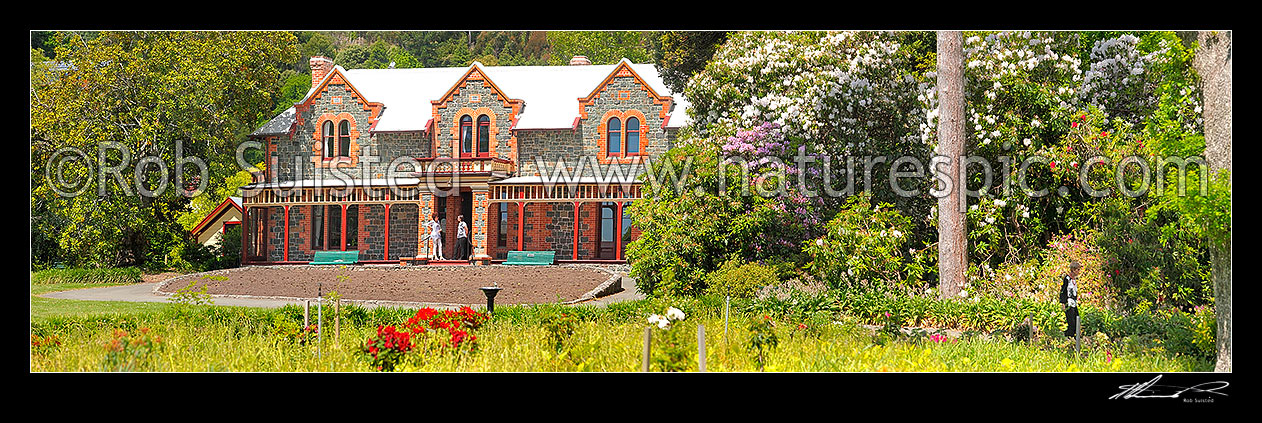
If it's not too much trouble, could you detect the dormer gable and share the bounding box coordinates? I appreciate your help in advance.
[430,63,524,161]
[295,66,386,131]
[577,59,674,129]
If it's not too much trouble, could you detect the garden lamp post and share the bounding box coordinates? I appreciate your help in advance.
[479,285,502,315]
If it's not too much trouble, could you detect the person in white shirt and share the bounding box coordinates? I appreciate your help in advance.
[429,214,445,260]
[456,215,470,260]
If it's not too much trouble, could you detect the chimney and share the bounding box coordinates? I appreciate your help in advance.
[310,56,334,91]
[568,55,592,66]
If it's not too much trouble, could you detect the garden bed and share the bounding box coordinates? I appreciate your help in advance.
[155,265,616,305]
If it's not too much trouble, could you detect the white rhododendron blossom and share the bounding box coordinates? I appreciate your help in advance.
[687,31,928,159]
[666,307,686,321]
[648,314,671,329]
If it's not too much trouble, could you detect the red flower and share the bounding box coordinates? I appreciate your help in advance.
[1080,114,1087,121]
[1071,121,1079,128]
[1101,131,1108,137]
[1050,162,1057,169]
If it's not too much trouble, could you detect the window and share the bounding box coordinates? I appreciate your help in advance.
[621,201,633,251]
[607,117,621,154]
[605,114,647,158]
[498,202,508,247]
[345,205,358,250]
[312,205,325,249]
[626,117,640,154]
[311,205,346,250]
[460,115,473,157]
[338,120,351,158]
[477,115,490,156]
[322,121,335,159]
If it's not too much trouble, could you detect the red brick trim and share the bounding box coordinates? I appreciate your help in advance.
[596,109,650,165]
[448,107,501,159]
[311,112,361,168]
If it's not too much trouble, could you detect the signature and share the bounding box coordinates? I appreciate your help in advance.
[1110,375,1229,400]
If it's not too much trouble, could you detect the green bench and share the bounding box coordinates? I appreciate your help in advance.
[504,250,555,265]
[311,250,360,265]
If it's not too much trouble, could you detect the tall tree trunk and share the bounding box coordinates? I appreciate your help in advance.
[1195,30,1231,372]
[936,31,967,300]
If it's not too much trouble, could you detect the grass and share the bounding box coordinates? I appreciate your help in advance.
[29,300,1213,372]
[31,282,171,320]
[28,272,1212,372]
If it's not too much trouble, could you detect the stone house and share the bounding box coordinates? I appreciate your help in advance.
[240,55,689,264]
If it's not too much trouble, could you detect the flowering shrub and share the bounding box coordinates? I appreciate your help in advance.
[362,325,412,372]
[804,194,932,292]
[703,259,781,299]
[31,334,60,355]
[647,307,691,372]
[541,310,579,353]
[631,31,935,297]
[402,306,487,350]
[101,327,162,372]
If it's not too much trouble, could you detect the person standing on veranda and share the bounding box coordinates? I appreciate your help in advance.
[456,215,470,261]
[429,214,445,260]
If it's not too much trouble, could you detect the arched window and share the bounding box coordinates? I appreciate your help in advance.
[460,115,473,157]
[625,117,640,154]
[322,121,335,159]
[607,117,621,154]
[338,120,351,158]
[477,115,490,156]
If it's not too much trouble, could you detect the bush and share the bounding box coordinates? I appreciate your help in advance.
[804,194,933,292]
[31,267,142,285]
[703,260,781,299]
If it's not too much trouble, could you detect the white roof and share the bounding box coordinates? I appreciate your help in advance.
[490,175,640,185]
[297,59,691,133]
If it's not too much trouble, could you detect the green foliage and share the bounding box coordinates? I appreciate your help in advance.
[703,259,781,299]
[30,31,298,268]
[746,315,779,370]
[31,267,142,285]
[541,307,580,353]
[101,327,162,372]
[546,31,652,65]
[628,143,785,297]
[171,280,214,307]
[649,31,730,94]
[805,194,933,292]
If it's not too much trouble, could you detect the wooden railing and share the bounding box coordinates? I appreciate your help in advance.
[489,183,642,203]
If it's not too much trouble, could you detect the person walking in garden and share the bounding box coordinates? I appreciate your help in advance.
[1059,261,1081,338]
[456,215,470,261]
[429,214,445,260]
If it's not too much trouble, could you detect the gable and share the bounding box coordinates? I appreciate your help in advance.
[577,61,674,128]
[295,67,385,131]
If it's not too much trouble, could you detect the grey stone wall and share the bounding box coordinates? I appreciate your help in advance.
[360,204,386,260]
[388,204,418,260]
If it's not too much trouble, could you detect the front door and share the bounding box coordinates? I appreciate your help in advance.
[597,202,617,259]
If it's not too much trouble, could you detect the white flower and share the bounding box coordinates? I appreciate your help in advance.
[816,238,825,247]
[1022,210,1030,218]
[959,290,969,298]
[994,199,1006,208]
[1032,119,1041,128]
[985,216,995,224]
[892,230,903,238]
[648,314,671,329]
[666,307,686,321]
